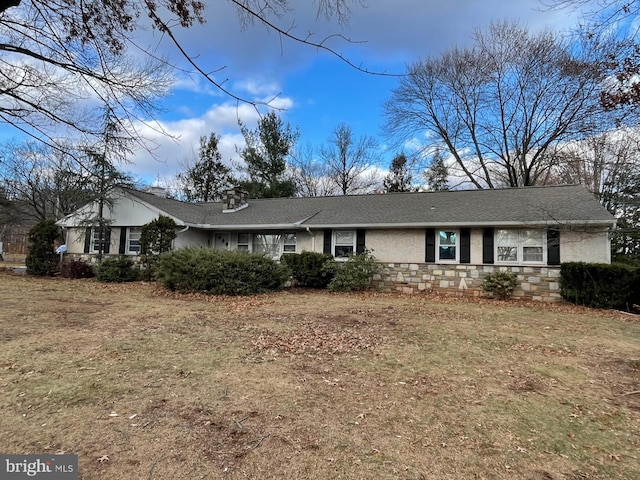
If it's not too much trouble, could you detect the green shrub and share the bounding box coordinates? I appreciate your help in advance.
[155,248,291,295]
[280,251,337,288]
[25,220,61,276]
[482,271,518,299]
[140,215,177,280]
[561,262,640,310]
[60,259,95,279]
[96,257,139,283]
[327,249,382,292]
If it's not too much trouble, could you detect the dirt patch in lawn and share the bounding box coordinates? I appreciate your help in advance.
[1,273,639,479]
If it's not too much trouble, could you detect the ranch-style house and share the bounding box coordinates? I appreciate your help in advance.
[56,184,616,301]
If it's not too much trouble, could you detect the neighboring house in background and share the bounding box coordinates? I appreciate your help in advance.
[56,184,616,301]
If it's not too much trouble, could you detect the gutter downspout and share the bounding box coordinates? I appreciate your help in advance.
[305,226,315,252]
[176,225,189,249]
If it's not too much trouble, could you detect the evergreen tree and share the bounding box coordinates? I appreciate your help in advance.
[424,151,449,191]
[140,215,177,279]
[25,219,61,276]
[383,153,414,192]
[178,133,235,202]
[237,112,299,198]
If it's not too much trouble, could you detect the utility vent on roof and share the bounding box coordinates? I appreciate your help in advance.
[146,186,168,197]
[222,187,248,213]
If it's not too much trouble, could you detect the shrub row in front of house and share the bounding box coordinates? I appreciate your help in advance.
[154,248,379,295]
[560,262,640,310]
[155,248,291,295]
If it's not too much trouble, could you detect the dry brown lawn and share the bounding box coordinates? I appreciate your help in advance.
[0,271,638,479]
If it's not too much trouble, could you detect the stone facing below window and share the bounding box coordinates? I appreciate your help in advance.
[375,263,562,302]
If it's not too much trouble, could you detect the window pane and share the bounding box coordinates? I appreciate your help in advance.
[335,231,354,245]
[237,233,250,244]
[439,230,456,246]
[128,228,141,253]
[498,246,517,262]
[335,245,354,258]
[522,229,544,246]
[439,246,456,260]
[496,229,518,245]
[92,229,107,251]
[523,246,543,262]
[253,234,281,257]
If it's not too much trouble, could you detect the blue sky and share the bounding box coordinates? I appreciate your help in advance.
[1,1,588,185]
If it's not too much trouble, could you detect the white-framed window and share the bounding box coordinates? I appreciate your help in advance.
[235,232,296,258]
[496,229,545,264]
[334,230,356,259]
[253,234,282,257]
[127,228,142,254]
[282,233,296,254]
[91,228,109,253]
[437,230,458,262]
[237,233,250,251]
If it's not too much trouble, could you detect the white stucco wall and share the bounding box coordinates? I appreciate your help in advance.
[365,229,426,263]
[560,228,611,264]
[174,228,210,249]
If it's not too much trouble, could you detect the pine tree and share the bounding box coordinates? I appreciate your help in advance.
[424,151,449,191]
[383,153,414,192]
[178,133,235,202]
[237,112,299,198]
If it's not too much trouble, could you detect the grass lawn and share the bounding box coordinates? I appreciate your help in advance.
[0,272,638,479]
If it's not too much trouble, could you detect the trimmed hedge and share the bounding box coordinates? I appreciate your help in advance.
[155,248,291,295]
[560,262,640,310]
[280,251,336,288]
[96,257,139,283]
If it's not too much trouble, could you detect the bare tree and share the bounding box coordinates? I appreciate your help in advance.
[289,142,338,197]
[552,129,640,258]
[0,0,370,151]
[384,21,615,189]
[321,123,381,195]
[0,140,94,221]
[548,0,640,109]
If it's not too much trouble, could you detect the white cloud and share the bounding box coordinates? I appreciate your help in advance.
[126,92,295,184]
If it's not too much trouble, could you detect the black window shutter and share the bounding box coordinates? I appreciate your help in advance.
[547,228,560,265]
[460,228,471,264]
[119,228,127,254]
[356,229,366,254]
[323,230,332,255]
[103,228,111,254]
[482,228,494,264]
[83,227,91,253]
[425,228,436,263]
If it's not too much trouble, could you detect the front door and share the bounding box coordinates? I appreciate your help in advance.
[213,232,230,250]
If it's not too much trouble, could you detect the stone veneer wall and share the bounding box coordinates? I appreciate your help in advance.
[375,263,562,302]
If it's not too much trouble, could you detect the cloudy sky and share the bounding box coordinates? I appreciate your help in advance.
[4,1,589,185]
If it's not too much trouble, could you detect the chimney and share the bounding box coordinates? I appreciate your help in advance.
[222,187,249,213]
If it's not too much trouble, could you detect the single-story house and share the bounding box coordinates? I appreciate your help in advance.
[56,184,616,301]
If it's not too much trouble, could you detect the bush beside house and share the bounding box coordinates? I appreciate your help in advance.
[560,262,640,310]
[280,251,336,288]
[155,248,291,295]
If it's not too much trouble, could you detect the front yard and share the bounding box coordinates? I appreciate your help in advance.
[0,273,638,479]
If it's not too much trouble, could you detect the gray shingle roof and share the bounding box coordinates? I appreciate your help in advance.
[123,185,615,229]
